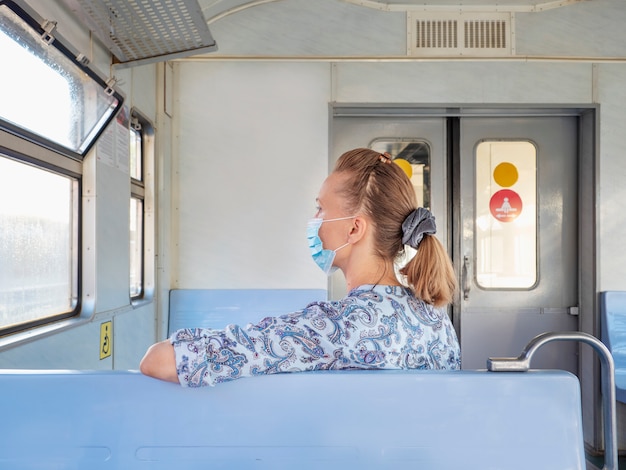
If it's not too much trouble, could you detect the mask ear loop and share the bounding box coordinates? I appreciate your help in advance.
[334,242,350,253]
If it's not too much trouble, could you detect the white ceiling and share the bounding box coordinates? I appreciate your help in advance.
[199,0,588,22]
[59,0,602,65]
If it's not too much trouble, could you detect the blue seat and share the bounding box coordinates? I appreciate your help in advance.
[0,369,585,469]
[600,291,626,402]
[168,288,327,335]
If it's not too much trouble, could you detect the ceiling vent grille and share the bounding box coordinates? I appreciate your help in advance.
[408,12,513,57]
[415,20,458,49]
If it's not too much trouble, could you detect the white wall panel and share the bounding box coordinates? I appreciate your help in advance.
[175,62,330,289]
[114,305,155,370]
[95,162,131,312]
[129,64,158,119]
[597,64,626,291]
[333,62,593,103]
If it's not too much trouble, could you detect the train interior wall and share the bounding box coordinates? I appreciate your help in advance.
[2,0,626,453]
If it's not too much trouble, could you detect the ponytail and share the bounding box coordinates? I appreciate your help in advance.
[399,235,457,307]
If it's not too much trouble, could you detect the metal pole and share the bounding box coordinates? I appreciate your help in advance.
[487,331,617,470]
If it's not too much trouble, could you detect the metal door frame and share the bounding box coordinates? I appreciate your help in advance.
[331,103,600,450]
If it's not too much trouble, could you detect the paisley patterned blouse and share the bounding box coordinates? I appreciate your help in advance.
[170,284,461,387]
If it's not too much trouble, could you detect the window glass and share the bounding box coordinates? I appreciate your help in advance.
[475,141,537,289]
[0,154,78,331]
[130,197,143,298]
[0,4,121,156]
[130,124,142,181]
[370,139,431,209]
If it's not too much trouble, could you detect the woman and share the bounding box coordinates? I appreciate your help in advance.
[140,148,460,386]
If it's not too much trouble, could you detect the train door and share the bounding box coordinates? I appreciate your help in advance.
[458,116,578,372]
[331,108,579,373]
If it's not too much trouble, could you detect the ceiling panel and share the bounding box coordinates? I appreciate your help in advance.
[199,0,586,22]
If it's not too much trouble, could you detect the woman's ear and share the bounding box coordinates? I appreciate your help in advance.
[348,216,367,244]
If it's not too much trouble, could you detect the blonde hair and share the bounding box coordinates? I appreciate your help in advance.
[333,148,457,307]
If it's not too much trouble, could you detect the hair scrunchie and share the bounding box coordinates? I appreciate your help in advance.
[401,207,437,249]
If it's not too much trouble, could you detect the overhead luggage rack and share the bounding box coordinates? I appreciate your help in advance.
[60,0,217,67]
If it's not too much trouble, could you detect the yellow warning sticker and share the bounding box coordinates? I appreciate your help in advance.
[100,321,112,360]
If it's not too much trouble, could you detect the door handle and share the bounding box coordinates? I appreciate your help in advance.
[462,255,470,300]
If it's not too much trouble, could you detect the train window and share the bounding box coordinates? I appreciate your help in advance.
[130,119,143,182]
[0,154,79,333]
[0,1,123,158]
[0,0,127,336]
[475,141,537,289]
[130,116,144,299]
[130,196,143,298]
[129,110,154,301]
[370,139,431,209]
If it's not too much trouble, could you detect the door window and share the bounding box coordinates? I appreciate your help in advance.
[475,140,537,289]
[370,139,431,209]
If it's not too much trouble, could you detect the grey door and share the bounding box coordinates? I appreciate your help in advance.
[330,110,579,374]
[458,116,578,372]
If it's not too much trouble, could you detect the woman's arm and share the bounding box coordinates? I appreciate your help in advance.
[140,300,351,387]
[139,340,180,383]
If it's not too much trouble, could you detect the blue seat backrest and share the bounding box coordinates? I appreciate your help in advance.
[0,369,585,470]
[168,288,327,335]
[600,290,626,402]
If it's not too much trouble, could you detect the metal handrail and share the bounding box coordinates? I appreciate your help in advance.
[487,331,617,470]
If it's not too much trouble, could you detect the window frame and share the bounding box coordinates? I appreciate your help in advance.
[0,132,83,336]
[0,0,124,160]
[129,109,155,305]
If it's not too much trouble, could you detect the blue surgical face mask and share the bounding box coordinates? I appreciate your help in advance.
[306,216,354,275]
